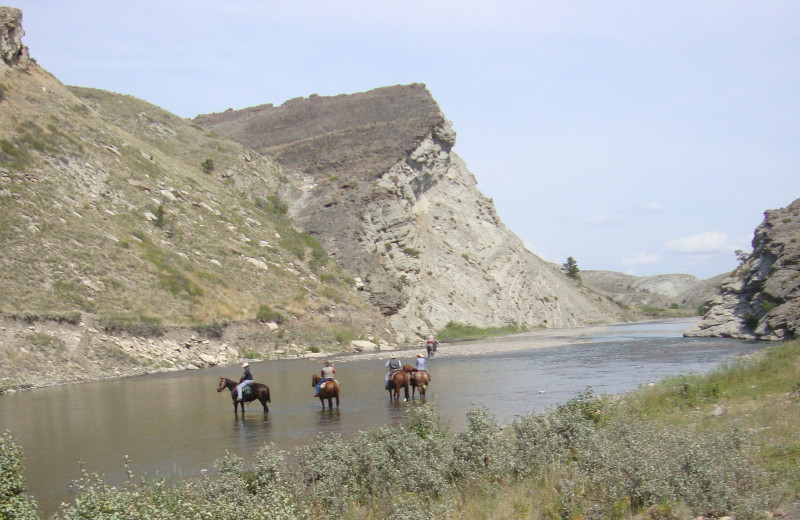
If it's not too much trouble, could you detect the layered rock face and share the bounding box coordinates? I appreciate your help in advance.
[0,7,30,74]
[686,197,800,340]
[196,85,629,336]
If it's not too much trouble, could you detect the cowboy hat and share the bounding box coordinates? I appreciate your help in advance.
[417,353,424,357]
[241,362,250,368]
[389,353,397,359]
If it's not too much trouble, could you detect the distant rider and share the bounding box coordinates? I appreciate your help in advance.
[385,353,401,390]
[426,333,438,356]
[315,360,336,396]
[236,362,253,402]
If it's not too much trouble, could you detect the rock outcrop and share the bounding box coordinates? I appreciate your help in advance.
[685,197,800,340]
[195,85,631,336]
[0,7,30,74]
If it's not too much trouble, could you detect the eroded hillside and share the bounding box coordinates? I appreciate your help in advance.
[0,7,388,389]
[195,86,634,335]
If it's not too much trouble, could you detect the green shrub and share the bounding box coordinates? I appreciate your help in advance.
[0,431,39,520]
[256,304,284,324]
[254,195,287,217]
[437,321,525,341]
[201,158,214,174]
[101,316,165,337]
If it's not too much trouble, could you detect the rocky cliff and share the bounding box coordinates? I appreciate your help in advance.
[685,197,800,340]
[0,7,29,74]
[195,86,632,335]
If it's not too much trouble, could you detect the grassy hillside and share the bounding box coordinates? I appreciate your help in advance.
[0,66,385,342]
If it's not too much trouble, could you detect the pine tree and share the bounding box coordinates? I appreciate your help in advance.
[562,256,580,280]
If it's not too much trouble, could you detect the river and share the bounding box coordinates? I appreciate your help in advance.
[0,318,764,517]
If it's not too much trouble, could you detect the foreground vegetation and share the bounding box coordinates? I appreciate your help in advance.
[2,340,798,519]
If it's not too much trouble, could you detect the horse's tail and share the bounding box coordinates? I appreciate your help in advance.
[266,386,271,402]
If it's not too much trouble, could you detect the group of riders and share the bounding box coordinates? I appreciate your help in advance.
[232,333,439,401]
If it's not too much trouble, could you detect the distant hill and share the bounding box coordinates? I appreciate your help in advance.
[581,271,728,315]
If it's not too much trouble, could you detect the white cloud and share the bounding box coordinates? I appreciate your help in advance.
[663,231,730,254]
[622,252,661,266]
[584,202,666,226]
[584,213,616,225]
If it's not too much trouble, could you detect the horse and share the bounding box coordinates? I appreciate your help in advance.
[386,370,409,401]
[217,377,270,414]
[311,374,340,410]
[402,364,431,399]
[426,340,438,358]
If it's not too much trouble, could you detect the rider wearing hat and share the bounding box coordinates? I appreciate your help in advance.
[384,353,402,390]
[315,360,336,396]
[414,352,427,371]
[236,362,253,402]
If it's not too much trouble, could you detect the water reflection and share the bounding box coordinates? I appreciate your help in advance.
[0,319,765,518]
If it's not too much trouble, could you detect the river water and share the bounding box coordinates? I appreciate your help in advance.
[0,318,764,517]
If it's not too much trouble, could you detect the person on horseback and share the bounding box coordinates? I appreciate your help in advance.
[235,362,253,402]
[426,332,438,357]
[385,353,402,390]
[415,352,426,371]
[315,360,336,397]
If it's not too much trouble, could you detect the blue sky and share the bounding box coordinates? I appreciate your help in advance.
[11,1,800,279]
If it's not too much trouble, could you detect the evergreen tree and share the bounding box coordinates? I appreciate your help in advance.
[562,256,580,280]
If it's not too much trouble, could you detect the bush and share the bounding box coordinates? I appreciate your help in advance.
[0,431,39,520]
[201,158,214,174]
[256,304,284,324]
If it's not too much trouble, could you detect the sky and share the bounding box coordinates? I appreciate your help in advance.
[10,1,800,279]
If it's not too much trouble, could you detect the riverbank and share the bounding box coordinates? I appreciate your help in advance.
[3,336,797,520]
[0,315,693,393]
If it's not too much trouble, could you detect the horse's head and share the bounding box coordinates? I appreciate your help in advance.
[402,364,414,373]
[311,374,321,386]
[216,377,227,392]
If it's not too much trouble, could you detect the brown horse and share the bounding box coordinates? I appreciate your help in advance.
[311,374,340,410]
[403,364,431,399]
[217,377,270,414]
[386,370,409,401]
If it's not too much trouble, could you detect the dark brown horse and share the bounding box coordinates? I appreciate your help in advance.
[426,340,438,358]
[311,374,340,410]
[386,370,409,401]
[217,377,270,414]
[403,364,431,399]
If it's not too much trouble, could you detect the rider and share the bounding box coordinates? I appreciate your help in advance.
[426,332,438,352]
[415,352,427,371]
[315,360,336,397]
[235,362,253,402]
[384,353,402,390]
